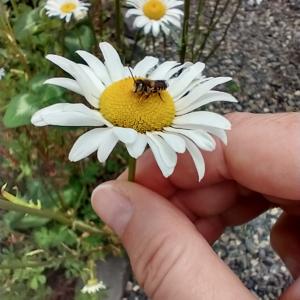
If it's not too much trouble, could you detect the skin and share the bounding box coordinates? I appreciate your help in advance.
[92,112,300,300]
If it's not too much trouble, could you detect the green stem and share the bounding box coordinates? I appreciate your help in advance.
[0,260,64,270]
[128,156,136,182]
[74,23,84,49]
[163,32,167,59]
[114,0,122,51]
[88,11,100,55]
[179,0,190,63]
[152,35,156,56]
[191,0,206,61]
[204,0,241,62]
[9,0,19,17]
[0,198,104,235]
[130,29,142,63]
[197,0,221,59]
[61,21,65,55]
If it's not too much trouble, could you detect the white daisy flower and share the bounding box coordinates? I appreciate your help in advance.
[81,279,106,294]
[0,68,5,80]
[31,42,237,180]
[45,0,90,23]
[125,0,183,36]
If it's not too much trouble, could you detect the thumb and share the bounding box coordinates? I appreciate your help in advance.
[92,181,256,300]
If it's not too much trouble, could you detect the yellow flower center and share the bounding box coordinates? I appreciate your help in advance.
[143,0,166,20]
[61,3,76,13]
[100,78,175,134]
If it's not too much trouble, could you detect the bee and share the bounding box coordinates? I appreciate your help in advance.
[128,68,168,101]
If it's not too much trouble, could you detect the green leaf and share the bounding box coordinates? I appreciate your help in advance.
[65,25,94,53]
[4,93,43,127]
[29,73,65,102]
[37,274,46,284]
[18,215,50,229]
[30,276,39,290]
[29,73,49,92]
[14,8,41,39]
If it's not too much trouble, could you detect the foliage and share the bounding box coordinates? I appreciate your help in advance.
[0,0,240,298]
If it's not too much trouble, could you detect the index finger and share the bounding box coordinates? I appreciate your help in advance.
[119,112,300,200]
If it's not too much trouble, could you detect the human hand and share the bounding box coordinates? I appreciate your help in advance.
[92,112,300,300]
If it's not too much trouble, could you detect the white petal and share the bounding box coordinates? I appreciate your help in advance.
[163,15,181,27]
[161,22,170,35]
[148,61,179,80]
[167,8,184,16]
[125,134,148,158]
[164,127,216,151]
[135,15,149,28]
[175,78,232,110]
[176,90,237,115]
[134,56,159,77]
[46,55,76,76]
[173,111,232,130]
[165,0,184,9]
[199,125,228,145]
[44,78,84,96]
[152,20,160,37]
[100,42,124,82]
[69,65,100,108]
[78,64,105,95]
[144,22,152,35]
[181,136,205,181]
[76,50,112,87]
[146,133,177,168]
[165,62,192,80]
[155,131,186,153]
[172,78,212,102]
[168,62,205,98]
[69,128,109,161]
[31,103,105,127]
[147,136,175,177]
[172,123,228,144]
[113,127,138,144]
[97,130,119,162]
[125,8,143,17]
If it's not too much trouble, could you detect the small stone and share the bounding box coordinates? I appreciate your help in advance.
[236,240,242,246]
[294,90,300,96]
[245,238,256,254]
[280,265,287,272]
[229,240,236,247]
[268,293,276,300]
[132,285,140,292]
[270,264,279,274]
[251,259,259,267]
[263,275,270,281]
[253,234,259,245]
[270,218,277,225]
[263,107,270,113]
[259,248,266,258]
[259,240,269,248]
[220,235,229,243]
[269,208,279,215]
[125,281,133,291]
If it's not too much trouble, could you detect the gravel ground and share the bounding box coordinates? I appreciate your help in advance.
[122,0,298,299]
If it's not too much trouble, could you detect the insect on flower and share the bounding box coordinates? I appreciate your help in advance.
[129,68,168,101]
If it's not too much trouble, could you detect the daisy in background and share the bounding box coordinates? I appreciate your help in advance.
[31,42,237,180]
[81,279,106,294]
[45,0,90,23]
[0,67,5,80]
[125,0,183,36]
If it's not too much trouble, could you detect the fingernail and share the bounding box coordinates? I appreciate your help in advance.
[92,184,133,237]
[283,257,300,280]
